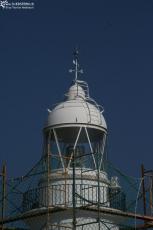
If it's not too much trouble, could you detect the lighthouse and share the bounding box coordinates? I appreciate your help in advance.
[23,50,124,229]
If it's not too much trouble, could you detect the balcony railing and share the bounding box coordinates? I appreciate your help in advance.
[22,184,126,212]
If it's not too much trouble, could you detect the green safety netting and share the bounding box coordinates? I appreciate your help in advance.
[0,157,150,229]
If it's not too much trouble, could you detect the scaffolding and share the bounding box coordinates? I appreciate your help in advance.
[1,155,153,230]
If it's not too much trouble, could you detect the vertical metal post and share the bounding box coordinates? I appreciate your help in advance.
[64,167,67,207]
[72,151,76,230]
[141,164,146,216]
[1,163,6,230]
[47,131,51,230]
[97,168,101,230]
[149,176,153,215]
[97,150,101,230]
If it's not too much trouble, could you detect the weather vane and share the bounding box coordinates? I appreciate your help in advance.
[69,48,83,82]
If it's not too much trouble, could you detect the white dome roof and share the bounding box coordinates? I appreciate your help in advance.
[46,83,107,130]
[67,83,85,100]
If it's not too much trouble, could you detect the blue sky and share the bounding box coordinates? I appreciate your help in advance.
[0,0,152,178]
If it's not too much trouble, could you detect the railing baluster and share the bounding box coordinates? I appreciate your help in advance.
[22,183,126,212]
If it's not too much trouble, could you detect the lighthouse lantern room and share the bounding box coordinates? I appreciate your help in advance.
[23,50,123,230]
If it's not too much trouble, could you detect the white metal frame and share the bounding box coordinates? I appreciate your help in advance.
[85,127,97,170]
[99,133,106,171]
[53,128,65,170]
[48,126,106,172]
[67,127,82,169]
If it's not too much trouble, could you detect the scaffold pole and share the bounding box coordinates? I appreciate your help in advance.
[1,163,6,230]
[141,164,147,216]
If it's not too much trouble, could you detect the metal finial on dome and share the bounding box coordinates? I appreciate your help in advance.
[69,48,83,82]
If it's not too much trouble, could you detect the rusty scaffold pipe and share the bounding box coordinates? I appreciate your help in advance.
[0,163,7,230]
